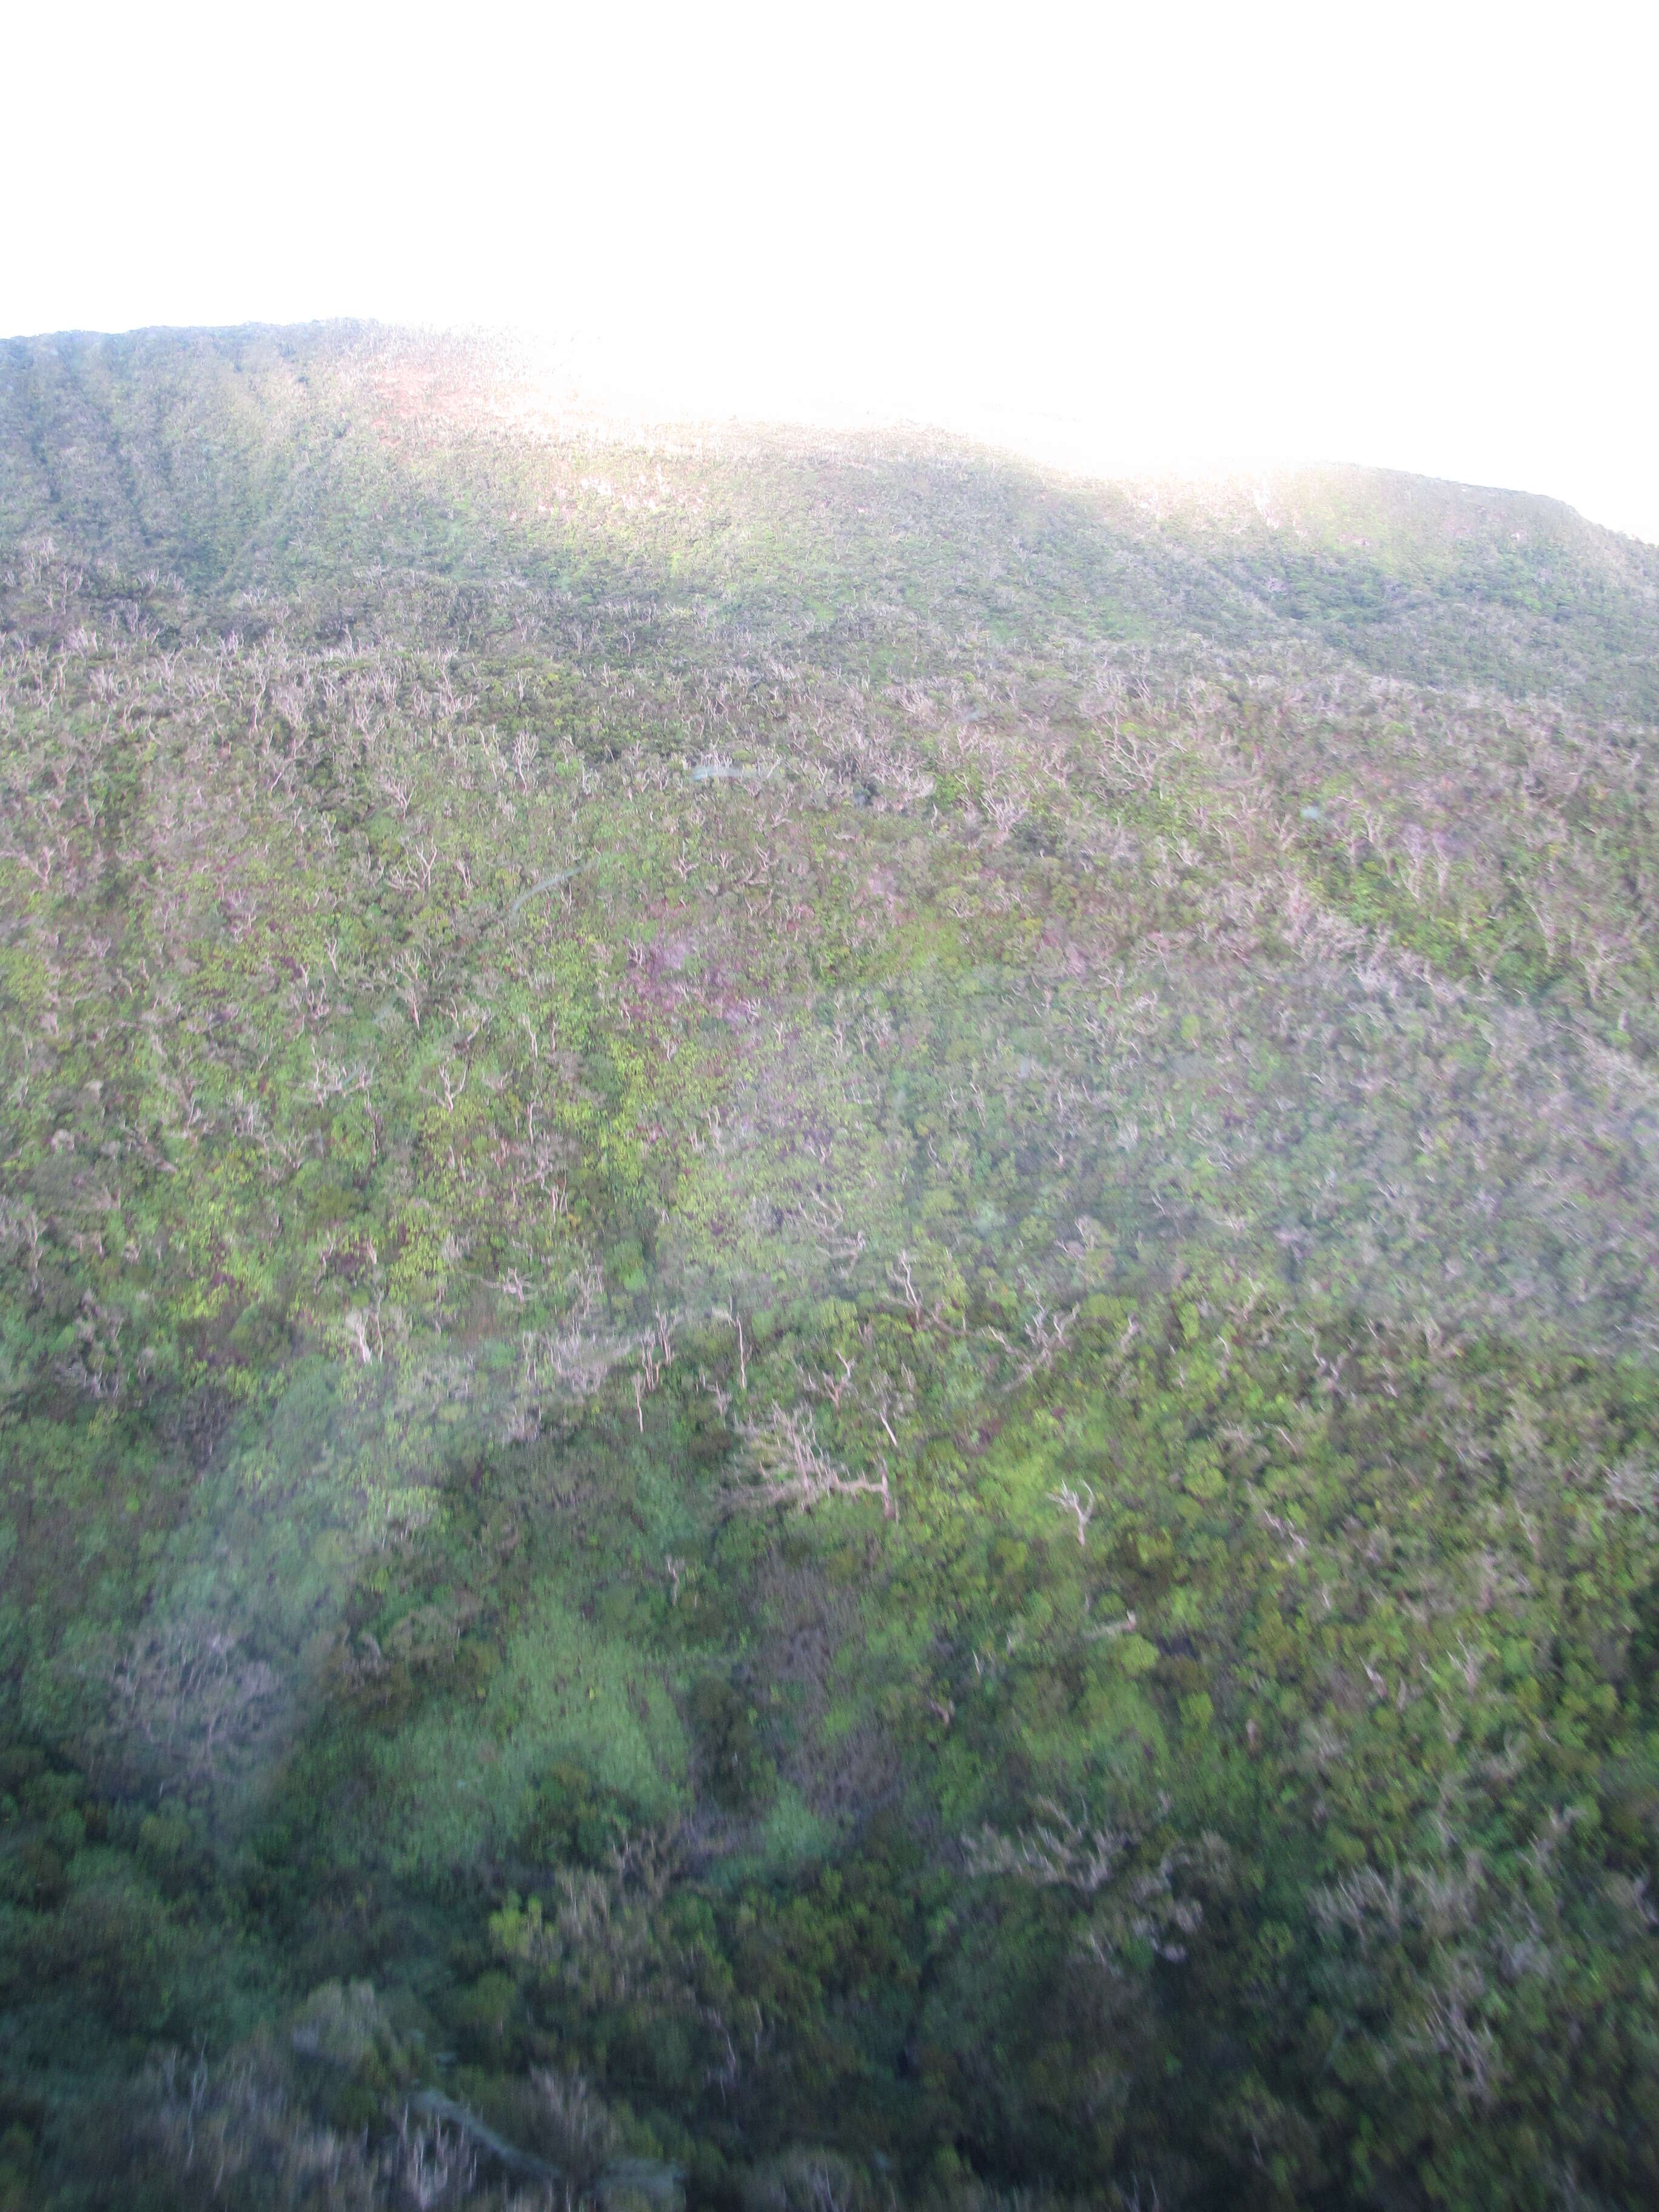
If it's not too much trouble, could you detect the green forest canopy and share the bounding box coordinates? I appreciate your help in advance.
[1,323,1658,2210]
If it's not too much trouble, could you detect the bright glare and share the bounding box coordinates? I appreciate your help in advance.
[8,1,1657,540]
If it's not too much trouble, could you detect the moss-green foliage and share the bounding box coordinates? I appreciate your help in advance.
[1,325,1657,2208]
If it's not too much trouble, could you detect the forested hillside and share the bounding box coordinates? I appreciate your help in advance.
[2,323,1658,2211]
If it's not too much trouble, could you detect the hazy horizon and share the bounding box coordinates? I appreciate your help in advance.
[8,311,1655,553]
[10,3,1656,542]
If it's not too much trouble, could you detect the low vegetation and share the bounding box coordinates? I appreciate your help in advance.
[1,323,1657,2209]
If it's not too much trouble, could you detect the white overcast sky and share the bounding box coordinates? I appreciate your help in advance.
[8,1,1657,540]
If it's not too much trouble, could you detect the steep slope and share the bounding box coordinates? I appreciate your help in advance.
[1,325,1657,2212]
